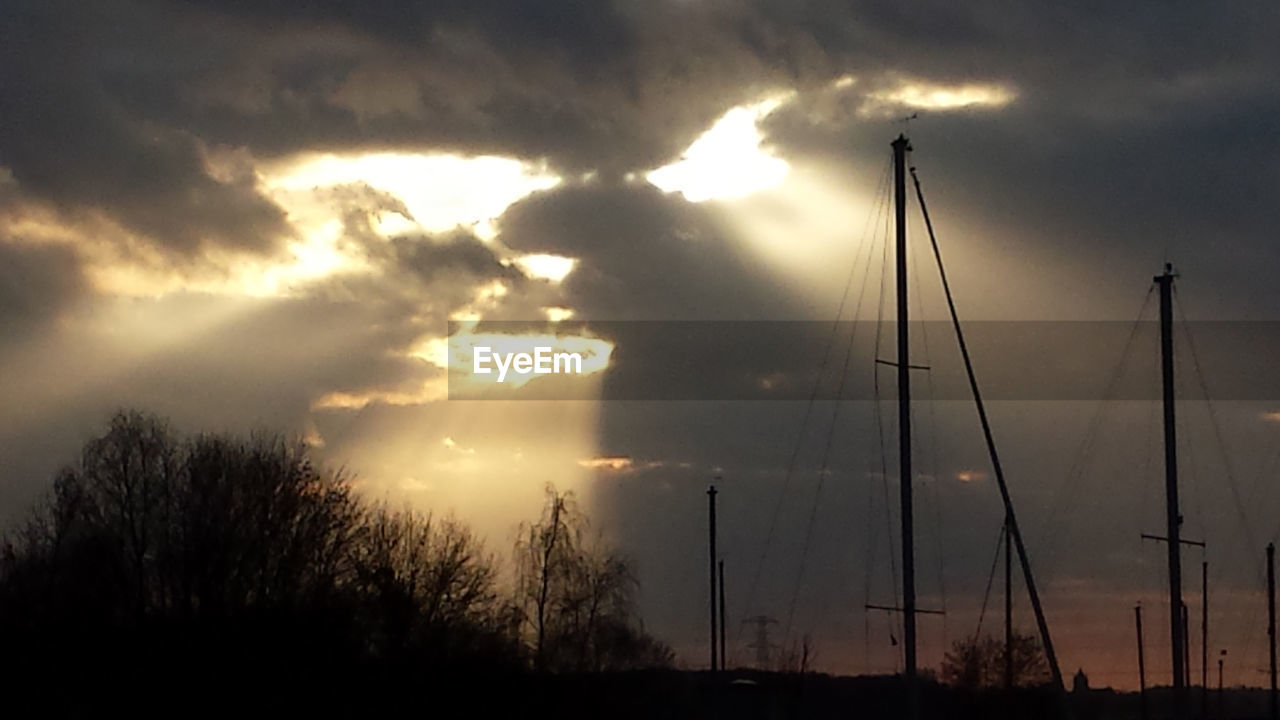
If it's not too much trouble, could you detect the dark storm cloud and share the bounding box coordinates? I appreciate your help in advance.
[15,0,829,175]
[497,181,806,320]
[309,181,544,318]
[9,0,1280,195]
[184,0,638,66]
[0,2,291,259]
[393,231,522,285]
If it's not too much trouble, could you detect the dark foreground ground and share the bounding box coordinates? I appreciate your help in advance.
[7,662,1277,719]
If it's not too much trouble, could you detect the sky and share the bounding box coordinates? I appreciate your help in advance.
[5,0,1280,691]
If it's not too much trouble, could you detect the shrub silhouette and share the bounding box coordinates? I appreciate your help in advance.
[940,631,1051,689]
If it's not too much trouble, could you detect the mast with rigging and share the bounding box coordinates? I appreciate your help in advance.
[861,133,1065,714]
[1156,263,1187,698]
[891,134,917,694]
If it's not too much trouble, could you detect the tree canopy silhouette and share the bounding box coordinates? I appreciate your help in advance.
[0,410,671,714]
[515,485,674,672]
[939,632,1051,689]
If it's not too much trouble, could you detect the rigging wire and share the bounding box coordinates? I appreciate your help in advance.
[1174,331,1211,685]
[1138,330,1163,623]
[1244,436,1280,519]
[910,163,1066,691]
[973,522,1007,642]
[1177,330,1208,549]
[905,155,950,648]
[1032,286,1156,580]
[1174,285,1267,679]
[871,164,904,668]
[737,155,892,654]
[784,267,872,644]
[1174,286,1263,562]
[786,178,893,641]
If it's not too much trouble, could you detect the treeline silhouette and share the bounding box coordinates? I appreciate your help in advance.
[0,411,671,716]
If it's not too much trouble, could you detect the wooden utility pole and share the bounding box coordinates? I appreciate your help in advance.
[708,484,718,673]
[1202,561,1209,720]
[719,559,727,671]
[1218,652,1225,719]
[1004,514,1013,689]
[1183,603,1191,691]
[1269,542,1276,720]
[1156,263,1185,696]
[1136,604,1148,720]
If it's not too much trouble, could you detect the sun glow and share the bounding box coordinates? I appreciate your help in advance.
[263,152,561,240]
[645,95,791,203]
[712,160,894,308]
[543,306,575,322]
[83,218,369,299]
[513,253,577,282]
[246,218,374,296]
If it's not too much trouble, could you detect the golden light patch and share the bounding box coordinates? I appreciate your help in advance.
[413,336,452,369]
[249,219,376,295]
[646,94,792,203]
[862,77,1016,116]
[577,456,665,474]
[262,151,561,241]
[75,212,372,299]
[513,253,577,282]
[578,456,634,471]
[301,419,325,449]
[447,280,511,323]
[543,306,575,322]
[311,379,448,410]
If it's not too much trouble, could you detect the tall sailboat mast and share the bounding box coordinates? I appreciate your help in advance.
[876,135,1068,716]
[892,134,917,685]
[1156,263,1186,692]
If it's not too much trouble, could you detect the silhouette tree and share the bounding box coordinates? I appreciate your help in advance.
[351,504,520,667]
[517,484,573,668]
[0,412,365,655]
[0,411,674,715]
[940,632,1051,689]
[514,484,673,671]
